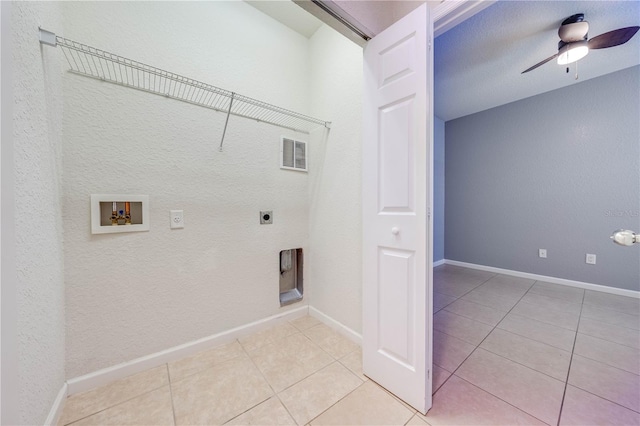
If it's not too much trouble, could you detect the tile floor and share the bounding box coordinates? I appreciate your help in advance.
[59,265,640,425]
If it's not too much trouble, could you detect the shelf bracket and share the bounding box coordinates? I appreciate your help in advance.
[38,28,58,47]
[219,92,235,152]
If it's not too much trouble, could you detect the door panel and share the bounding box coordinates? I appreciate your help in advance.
[379,97,415,212]
[378,248,415,367]
[362,2,432,415]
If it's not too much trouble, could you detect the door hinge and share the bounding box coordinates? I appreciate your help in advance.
[428,37,432,51]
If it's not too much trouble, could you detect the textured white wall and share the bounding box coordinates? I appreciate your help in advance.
[11,1,66,424]
[307,25,363,333]
[61,2,313,378]
[1,4,20,423]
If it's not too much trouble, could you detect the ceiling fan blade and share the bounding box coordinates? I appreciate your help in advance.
[521,53,559,74]
[588,26,640,49]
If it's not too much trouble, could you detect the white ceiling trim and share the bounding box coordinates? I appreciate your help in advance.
[433,0,496,37]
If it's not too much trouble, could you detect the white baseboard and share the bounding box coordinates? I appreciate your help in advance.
[66,305,309,396]
[45,382,67,426]
[309,306,362,346]
[445,259,640,299]
[433,259,445,267]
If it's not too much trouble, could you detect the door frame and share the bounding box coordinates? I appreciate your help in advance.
[295,1,493,46]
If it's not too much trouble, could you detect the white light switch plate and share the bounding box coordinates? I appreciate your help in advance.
[170,210,184,229]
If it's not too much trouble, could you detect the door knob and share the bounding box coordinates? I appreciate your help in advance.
[611,229,639,246]
[391,227,400,235]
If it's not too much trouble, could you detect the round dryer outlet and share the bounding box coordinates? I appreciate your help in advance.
[260,211,273,224]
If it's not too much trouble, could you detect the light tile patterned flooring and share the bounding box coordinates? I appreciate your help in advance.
[59,265,640,425]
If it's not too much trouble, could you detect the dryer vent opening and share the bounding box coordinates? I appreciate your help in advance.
[279,248,303,306]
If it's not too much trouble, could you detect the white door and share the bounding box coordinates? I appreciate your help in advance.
[362,3,433,415]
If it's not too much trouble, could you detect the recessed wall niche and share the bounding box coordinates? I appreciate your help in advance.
[91,194,149,234]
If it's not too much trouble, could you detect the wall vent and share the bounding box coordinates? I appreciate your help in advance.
[280,136,307,172]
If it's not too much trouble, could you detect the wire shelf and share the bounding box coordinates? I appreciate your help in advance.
[52,34,331,138]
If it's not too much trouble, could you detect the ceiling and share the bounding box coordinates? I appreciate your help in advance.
[246,1,323,38]
[436,1,640,121]
[246,1,639,122]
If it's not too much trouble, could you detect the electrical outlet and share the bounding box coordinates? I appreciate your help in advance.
[170,210,184,229]
[538,249,547,258]
[586,253,596,265]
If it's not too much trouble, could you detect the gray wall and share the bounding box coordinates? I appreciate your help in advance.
[434,116,445,262]
[445,65,640,291]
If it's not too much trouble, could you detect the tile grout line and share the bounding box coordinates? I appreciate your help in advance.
[336,349,366,380]
[170,345,279,424]
[304,375,369,425]
[434,278,493,305]
[167,341,247,385]
[452,375,551,425]
[241,329,293,378]
[433,278,539,408]
[276,332,343,394]
[166,363,178,426]
[434,277,581,425]
[217,324,303,424]
[306,365,417,425]
[434,276,534,390]
[258,330,302,424]
[440,303,509,327]
[573,328,640,351]
[62,382,169,426]
[278,323,365,424]
[569,339,640,375]
[566,382,640,415]
[283,357,368,425]
[556,288,586,426]
[272,394,298,426]
[61,364,175,425]
[435,268,551,411]
[431,272,500,395]
[405,412,430,426]
[582,309,640,320]
[274,357,348,394]
[579,315,640,332]
[453,338,570,382]
[231,318,344,425]
[492,312,576,350]
[235,329,289,422]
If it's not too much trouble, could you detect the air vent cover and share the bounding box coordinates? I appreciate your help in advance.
[280,137,307,172]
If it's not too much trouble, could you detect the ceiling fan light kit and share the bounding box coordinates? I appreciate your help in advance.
[522,13,639,74]
[557,40,589,65]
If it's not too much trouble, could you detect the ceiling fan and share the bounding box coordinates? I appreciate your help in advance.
[522,14,640,74]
